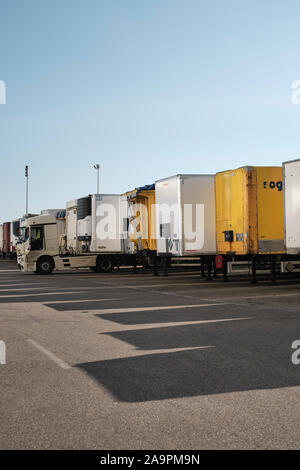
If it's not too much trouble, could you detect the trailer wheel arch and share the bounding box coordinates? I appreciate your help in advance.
[35,256,54,275]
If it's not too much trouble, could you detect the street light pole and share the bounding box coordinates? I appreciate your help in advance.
[25,165,29,216]
[93,164,100,194]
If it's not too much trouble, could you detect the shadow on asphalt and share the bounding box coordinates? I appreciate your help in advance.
[93,303,281,325]
[76,313,300,402]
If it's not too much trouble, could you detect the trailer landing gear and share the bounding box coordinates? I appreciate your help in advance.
[222,258,228,282]
[153,255,158,276]
[251,257,258,284]
[271,255,277,286]
[200,257,206,279]
[163,256,169,276]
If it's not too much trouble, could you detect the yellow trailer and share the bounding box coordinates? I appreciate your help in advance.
[215,166,284,255]
[123,184,156,253]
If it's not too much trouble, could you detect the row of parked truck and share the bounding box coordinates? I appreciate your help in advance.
[3,159,300,281]
[0,210,61,259]
[0,220,19,258]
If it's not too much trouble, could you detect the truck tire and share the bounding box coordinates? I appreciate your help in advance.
[96,255,114,273]
[36,256,54,275]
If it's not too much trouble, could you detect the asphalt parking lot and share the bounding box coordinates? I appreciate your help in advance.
[0,259,299,449]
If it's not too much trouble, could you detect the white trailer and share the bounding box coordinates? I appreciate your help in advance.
[67,194,129,254]
[41,209,64,216]
[66,199,78,254]
[0,224,2,256]
[90,194,129,253]
[283,159,300,254]
[79,193,131,271]
[77,196,92,249]
[10,219,21,258]
[155,174,217,257]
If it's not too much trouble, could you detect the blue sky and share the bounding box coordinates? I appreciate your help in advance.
[1,0,300,221]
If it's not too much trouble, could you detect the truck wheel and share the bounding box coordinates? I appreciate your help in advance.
[97,256,114,272]
[36,257,54,275]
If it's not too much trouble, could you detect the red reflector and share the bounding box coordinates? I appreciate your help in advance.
[215,255,223,269]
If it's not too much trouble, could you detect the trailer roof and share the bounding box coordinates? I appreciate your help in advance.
[282,158,300,165]
[216,165,282,175]
[122,184,155,197]
[155,174,214,183]
[136,184,155,193]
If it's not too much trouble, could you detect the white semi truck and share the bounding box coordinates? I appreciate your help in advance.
[17,194,134,274]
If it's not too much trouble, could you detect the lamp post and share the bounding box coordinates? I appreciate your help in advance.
[93,164,100,194]
[25,165,29,216]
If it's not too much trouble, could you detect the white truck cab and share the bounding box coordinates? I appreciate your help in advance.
[18,214,63,273]
[17,213,97,274]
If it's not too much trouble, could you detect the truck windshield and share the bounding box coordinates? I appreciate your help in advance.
[30,226,44,251]
[19,227,28,243]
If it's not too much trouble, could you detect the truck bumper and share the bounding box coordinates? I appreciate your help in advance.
[17,255,36,273]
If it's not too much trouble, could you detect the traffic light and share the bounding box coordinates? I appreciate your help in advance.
[25,165,28,177]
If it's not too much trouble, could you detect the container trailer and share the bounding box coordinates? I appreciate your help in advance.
[0,224,2,256]
[66,199,79,254]
[77,196,92,249]
[154,174,217,277]
[2,222,11,258]
[72,193,131,271]
[215,166,284,255]
[123,184,156,261]
[10,219,21,258]
[40,209,64,216]
[90,194,129,253]
[78,193,132,271]
[155,174,216,256]
[283,159,300,254]
[215,166,284,283]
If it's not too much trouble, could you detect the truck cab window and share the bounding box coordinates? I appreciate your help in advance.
[30,226,44,251]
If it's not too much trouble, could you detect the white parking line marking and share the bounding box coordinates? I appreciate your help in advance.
[94,302,233,314]
[239,293,300,299]
[0,283,196,291]
[152,291,196,299]
[200,292,300,302]
[0,270,20,273]
[0,291,91,298]
[0,287,73,292]
[141,346,215,354]
[124,317,252,329]
[122,283,199,289]
[0,277,24,281]
[46,297,121,304]
[27,339,71,370]
[0,286,115,292]
[0,283,49,287]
